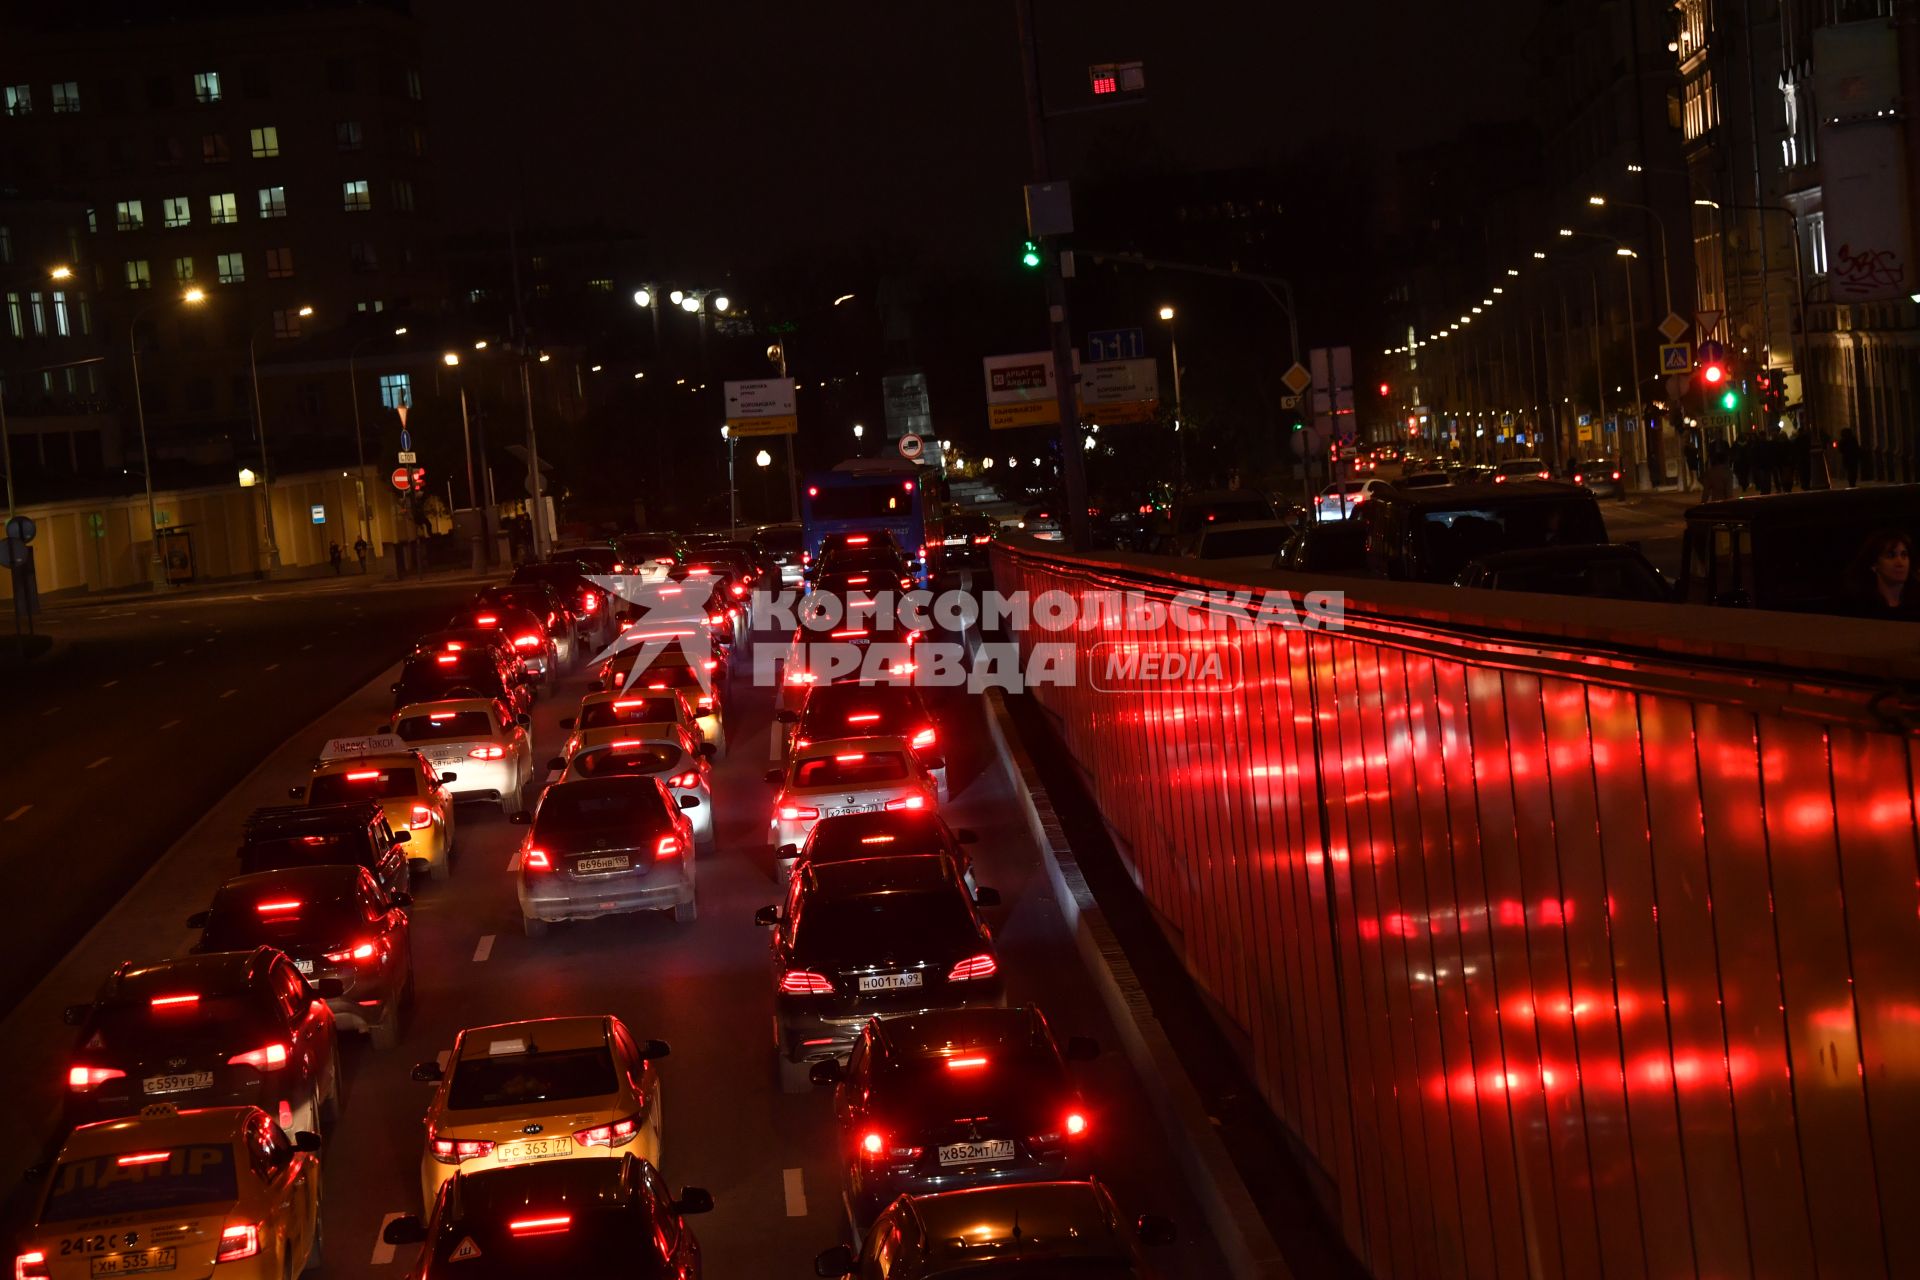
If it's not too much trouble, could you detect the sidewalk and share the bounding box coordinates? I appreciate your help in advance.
[40,559,501,614]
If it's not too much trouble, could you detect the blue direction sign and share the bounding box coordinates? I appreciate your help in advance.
[1086,327,1145,362]
[1695,339,1727,366]
[398,429,413,452]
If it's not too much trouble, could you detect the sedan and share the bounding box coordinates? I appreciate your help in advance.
[512,775,699,933]
[765,737,943,881]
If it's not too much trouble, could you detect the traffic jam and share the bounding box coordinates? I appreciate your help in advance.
[11,526,1207,1278]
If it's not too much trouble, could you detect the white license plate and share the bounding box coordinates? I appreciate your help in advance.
[943,536,968,545]
[573,855,631,874]
[141,1072,212,1096]
[495,1137,573,1162]
[826,804,882,818]
[857,972,923,992]
[293,958,314,975]
[90,1249,177,1277]
[938,1139,1014,1166]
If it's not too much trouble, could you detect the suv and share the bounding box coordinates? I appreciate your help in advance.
[390,647,531,719]
[1361,480,1609,584]
[1680,484,1920,615]
[1456,544,1672,601]
[238,801,412,897]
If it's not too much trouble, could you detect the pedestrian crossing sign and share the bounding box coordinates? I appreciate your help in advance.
[1658,342,1691,373]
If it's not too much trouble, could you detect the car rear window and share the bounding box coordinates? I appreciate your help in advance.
[447,1046,618,1110]
[1414,498,1608,582]
[396,711,495,741]
[537,785,670,832]
[91,994,278,1051]
[578,698,679,730]
[793,751,910,788]
[628,666,703,692]
[758,528,802,553]
[794,890,976,964]
[800,688,920,735]
[242,830,376,873]
[572,745,683,777]
[807,819,950,862]
[308,767,420,804]
[201,896,364,951]
[41,1146,241,1224]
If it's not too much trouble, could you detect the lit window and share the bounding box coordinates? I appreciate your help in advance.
[162,196,191,228]
[335,120,362,151]
[124,259,151,290]
[409,126,426,157]
[193,71,222,104]
[249,125,279,158]
[342,179,371,212]
[587,278,612,292]
[391,179,415,213]
[1808,212,1829,276]
[115,200,144,231]
[379,373,410,409]
[85,208,97,234]
[52,291,69,336]
[50,82,79,113]
[209,192,237,224]
[27,292,44,335]
[257,185,287,218]
[202,133,229,164]
[266,247,293,279]
[3,292,20,338]
[173,256,194,282]
[271,308,303,339]
[3,85,30,116]
[217,251,245,284]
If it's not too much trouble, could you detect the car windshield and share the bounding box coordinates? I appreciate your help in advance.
[242,829,375,873]
[793,751,910,788]
[1414,498,1608,582]
[446,1045,618,1110]
[536,784,668,831]
[41,1146,241,1224]
[572,745,682,777]
[1199,526,1290,557]
[794,890,976,963]
[395,710,496,741]
[578,698,680,729]
[309,767,420,804]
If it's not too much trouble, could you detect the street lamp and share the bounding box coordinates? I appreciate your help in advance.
[128,287,208,587]
[1157,305,1174,321]
[633,289,651,308]
[443,352,460,367]
[669,290,686,306]
[346,324,408,548]
[832,293,855,306]
[712,295,730,313]
[680,295,700,313]
[247,302,317,573]
[474,340,488,351]
[755,449,771,467]
[1589,192,1676,318]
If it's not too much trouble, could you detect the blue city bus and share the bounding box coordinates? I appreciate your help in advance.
[801,458,947,586]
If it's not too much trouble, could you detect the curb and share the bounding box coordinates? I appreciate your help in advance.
[980,687,1291,1279]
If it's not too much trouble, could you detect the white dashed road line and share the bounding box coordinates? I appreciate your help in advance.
[4,805,29,822]
[369,1213,404,1266]
[265,663,279,672]
[100,679,118,689]
[783,1167,807,1217]
[506,850,521,872]
[768,722,784,761]
[86,757,110,770]
[472,935,494,962]
[160,719,181,731]
[220,688,238,699]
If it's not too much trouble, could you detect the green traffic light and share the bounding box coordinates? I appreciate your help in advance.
[1020,240,1042,269]
[1291,421,1304,431]
[1720,390,1738,411]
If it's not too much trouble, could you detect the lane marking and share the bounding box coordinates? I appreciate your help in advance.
[150,660,164,668]
[472,935,494,962]
[783,1167,808,1217]
[100,679,118,689]
[369,1212,403,1266]
[5,805,29,822]
[264,663,279,672]
[220,688,238,699]
[41,706,58,717]
[506,849,521,872]
[300,643,313,651]
[160,719,181,731]
[86,756,110,770]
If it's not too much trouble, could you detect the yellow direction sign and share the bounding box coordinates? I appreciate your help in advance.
[725,415,798,437]
[990,400,1060,430]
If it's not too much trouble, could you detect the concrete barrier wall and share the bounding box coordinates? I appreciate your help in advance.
[992,541,1920,1279]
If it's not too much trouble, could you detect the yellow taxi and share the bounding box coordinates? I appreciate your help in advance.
[14,1105,320,1280]
[297,734,458,881]
[412,1015,669,1211]
[559,688,704,758]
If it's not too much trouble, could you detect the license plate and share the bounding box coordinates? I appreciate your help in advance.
[857,971,923,992]
[938,1139,1014,1166]
[293,958,314,975]
[574,855,631,874]
[827,804,882,818]
[943,536,968,545]
[90,1249,177,1277]
[141,1072,212,1096]
[495,1138,572,1162]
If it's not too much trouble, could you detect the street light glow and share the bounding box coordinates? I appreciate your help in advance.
[1157,305,1175,320]
[1588,195,1607,206]
[633,289,651,308]
[443,352,460,366]
[669,289,685,305]
[634,371,645,379]
[182,287,207,304]
[296,305,314,317]
[537,352,551,363]
[1558,228,1575,237]
[393,326,408,336]
[590,364,602,372]
[853,423,864,439]
[680,296,700,312]
[474,340,488,351]
[712,295,730,312]
[1694,198,1721,209]
[754,449,772,467]
[832,292,856,306]
[49,265,73,281]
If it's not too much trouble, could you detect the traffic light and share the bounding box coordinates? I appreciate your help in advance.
[1720,387,1739,412]
[1020,239,1042,270]
[1378,382,1390,397]
[1290,419,1305,432]
[1757,369,1787,418]
[1700,360,1727,388]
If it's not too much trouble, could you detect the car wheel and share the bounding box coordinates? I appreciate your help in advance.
[672,898,698,924]
[776,1051,813,1095]
[522,914,548,938]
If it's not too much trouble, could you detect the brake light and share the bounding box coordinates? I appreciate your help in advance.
[469,745,506,759]
[1065,1110,1089,1136]
[904,481,915,491]
[786,670,816,686]
[656,835,682,859]
[847,575,869,585]
[255,899,301,915]
[345,769,382,781]
[226,1043,288,1071]
[324,940,378,964]
[150,995,199,1008]
[658,586,682,595]
[428,1134,496,1164]
[779,969,835,995]
[215,1226,259,1263]
[696,695,714,709]
[435,654,459,665]
[885,795,927,812]
[409,805,432,829]
[1612,470,1622,480]
[1573,474,1584,484]
[513,633,540,648]
[523,848,552,871]
[509,1215,572,1237]
[777,803,820,821]
[847,535,869,545]
[572,1113,640,1148]
[666,772,698,788]
[583,592,599,612]
[703,659,719,671]
[947,953,998,981]
[475,614,498,626]
[708,613,726,625]
[973,534,991,545]
[655,557,675,566]
[15,1251,49,1280]
[859,1130,884,1155]
[847,712,881,723]
[1494,475,1507,483]
[910,727,936,749]
[835,752,866,762]
[67,1066,125,1092]
[859,835,896,845]
[831,630,867,640]
[946,1056,988,1071]
[730,583,746,597]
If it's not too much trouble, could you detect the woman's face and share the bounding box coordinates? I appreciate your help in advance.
[1875,541,1911,585]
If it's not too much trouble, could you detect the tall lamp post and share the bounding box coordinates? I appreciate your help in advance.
[129,286,208,588]
[1561,229,1648,485]
[347,324,408,549]
[1157,305,1185,487]
[247,304,314,573]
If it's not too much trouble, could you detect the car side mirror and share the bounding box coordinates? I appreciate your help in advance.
[1135,1214,1178,1247]
[437,771,457,784]
[678,794,700,810]
[286,786,305,800]
[955,828,979,844]
[517,713,532,726]
[973,887,1002,908]
[410,1061,443,1083]
[775,709,798,723]
[292,1131,321,1154]
[391,891,414,909]
[809,1059,843,1085]
[1064,1035,1101,1062]
[763,768,783,784]
[776,843,798,859]
[509,811,532,825]
[699,742,717,758]
[754,905,781,927]
[639,1038,671,1059]
[390,830,412,846]
[315,978,346,998]
[814,1245,855,1278]
[62,1003,91,1027]
[922,755,947,771]
[382,1216,427,1246]
[186,910,211,930]
[546,757,566,772]
[558,717,575,730]
[671,1187,714,1216]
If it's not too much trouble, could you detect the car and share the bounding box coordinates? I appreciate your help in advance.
[411,1016,668,1210]
[810,1006,1101,1227]
[385,699,536,816]
[542,724,714,855]
[410,626,525,680]
[511,776,699,934]
[1395,469,1452,490]
[617,533,682,579]
[755,855,1003,1090]
[560,688,704,755]
[777,616,925,714]
[237,801,412,898]
[294,740,456,881]
[1361,481,1609,584]
[62,949,342,1139]
[1680,484,1920,614]
[781,682,945,799]
[451,602,559,681]
[764,737,944,877]
[600,662,727,754]
[14,1106,322,1280]
[937,512,996,574]
[1274,520,1368,574]
[812,529,905,568]
[755,522,806,586]
[188,865,414,1047]
[1166,489,1280,540]
[551,542,623,575]
[814,1180,1177,1280]
[785,808,979,888]
[1562,457,1625,498]
[1456,544,1673,601]
[381,1156,710,1278]
[812,548,916,598]
[1491,457,1553,483]
[514,562,614,651]
[1015,506,1064,541]
[1189,519,1295,560]
[475,584,581,667]
[390,647,532,720]
[611,579,737,651]
[1312,479,1391,522]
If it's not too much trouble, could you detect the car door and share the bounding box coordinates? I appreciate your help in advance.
[364,876,407,988]
[371,818,407,894]
[264,964,315,1113]
[611,1021,664,1160]
[835,1029,872,1141]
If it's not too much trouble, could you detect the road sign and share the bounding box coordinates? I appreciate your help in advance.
[724,378,798,437]
[310,504,327,525]
[1696,339,1728,366]
[1281,363,1312,396]
[1658,312,1690,343]
[1695,309,1723,340]
[1079,358,1159,424]
[399,429,413,452]
[985,351,1063,429]
[1666,373,1693,401]
[898,433,925,460]
[395,404,409,429]
[1281,394,1302,410]
[391,467,412,491]
[1659,342,1692,373]
[5,515,35,543]
[397,450,417,464]
[1086,327,1145,362]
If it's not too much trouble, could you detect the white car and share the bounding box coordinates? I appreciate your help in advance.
[764,735,943,881]
[548,723,716,853]
[387,698,535,816]
[1313,479,1391,522]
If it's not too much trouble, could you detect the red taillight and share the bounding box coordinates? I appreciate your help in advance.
[846,535,868,545]
[947,953,998,981]
[696,695,714,709]
[513,633,540,648]
[429,1134,496,1164]
[226,1043,288,1071]
[846,712,881,723]
[708,613,726,625]
[655,557,675,566]
[345,769,382,781]
[666,772,698,789]
[469,745,506,759]
[508,1215,572,1237]
[1314,495,1324,504]
[1066,1111,1089,1136]
[1612,470,1622,480]
[857,1128,922,1164]
[255,899,301,915]
[655,835,682,858]
[524,848,552,871]
[973,534,991,545]
[324,939,378,964]
[786,670,817,686]
[1494,475,1507,483]
[946,1056,988,1071]
[15,1251,49,1280]
[730,583,746,597]
[150,994,199,1008]
[409,805,432,829]
[436,654,459,665]
[779,969,835,995]
[702,659,719,672]
[67,1065,124,1092]
[777,802,820,821]
[572,1114,640,1148]
[430,712,457,721]
[885,795,927,812]
[115,1151,172,1166]
[1573,474,1584,484]
[475,614,498,626]
[859,1129,884,1155]
[910,727,936,749]
[847,575,869,585]
[1538,470,1550,479]
[215,1226,259,1264]
[583,592,599,612]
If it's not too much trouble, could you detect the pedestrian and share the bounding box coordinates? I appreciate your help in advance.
[328,541,343,575]
[1683,433,1703,491]
[1850,529,1920,618]
[353,536,369,572]
[1731,436,1753,493]
[1839,428,1862,487]
[1751,433,1775,495]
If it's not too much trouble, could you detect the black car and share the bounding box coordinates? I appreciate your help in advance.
[782,681,940,773]
[390,647,530,719]
[1561,457,1624,498]
[188,865,414,1047]
[811,1007,1100,1227]
[62,948,342,1137]
[937,513,996,573]
[755,856,1003,1091]
[238,801,412,897]
[755,522,806,586]
[476,584,581,666]
[1680,484,1920,615]
[1456,544,1672,601]
[1361,481,1609,584]
[1274,520,1368,574]
[787,808,979,886]
[815,1180,1176,1280]
[383,1156,712,1279]
[515,561,613,648]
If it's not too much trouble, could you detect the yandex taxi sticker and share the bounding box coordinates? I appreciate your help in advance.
[449,1236,483,1261]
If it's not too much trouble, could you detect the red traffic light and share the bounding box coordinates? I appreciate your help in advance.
[1378,382,1390,397]
[1701,362,1726,386]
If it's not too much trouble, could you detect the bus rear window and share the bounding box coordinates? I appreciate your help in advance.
[42,1146,240,1224]
[811,484,911,521]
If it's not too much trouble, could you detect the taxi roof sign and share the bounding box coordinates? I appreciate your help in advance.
[487,1038,529,1056]
[319,734,409,760]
